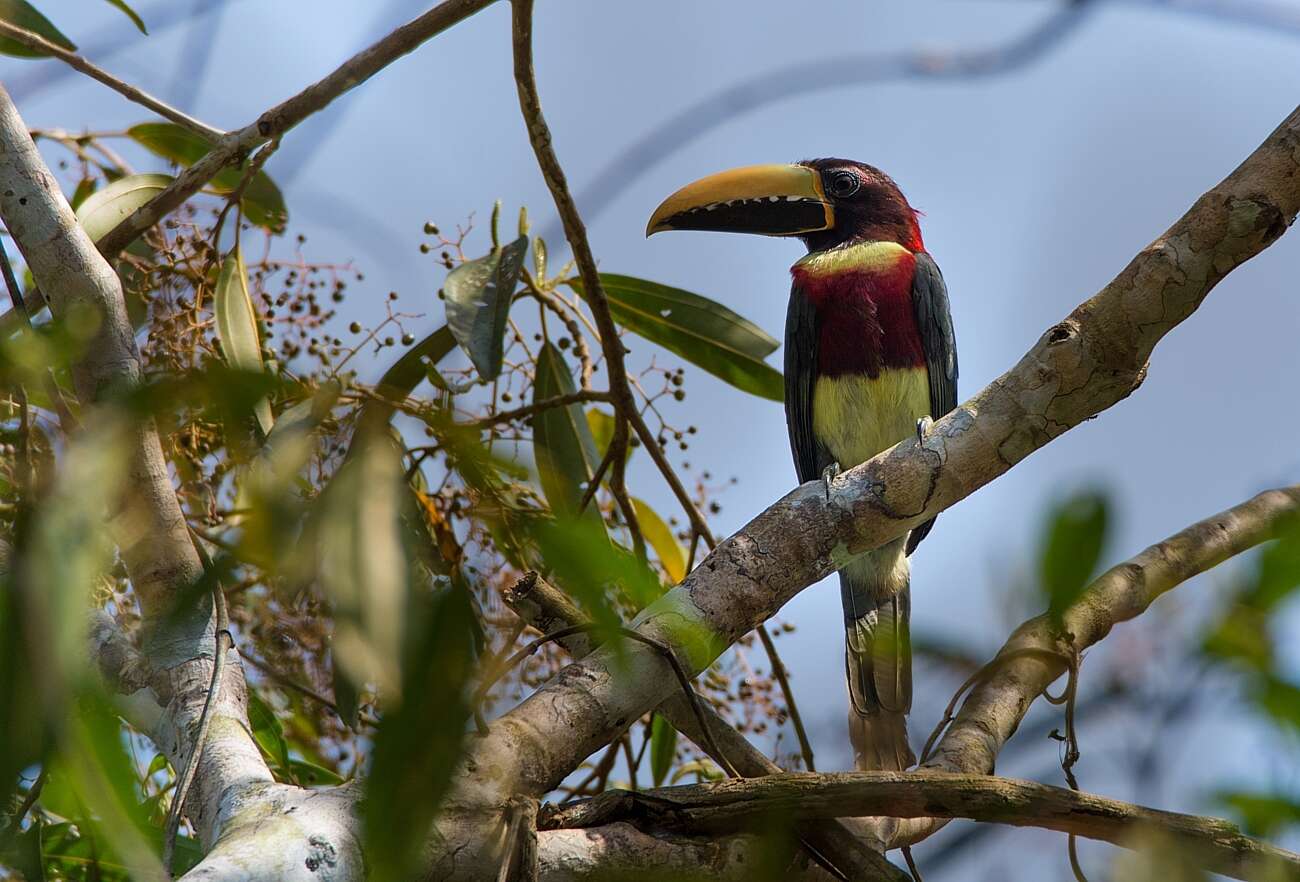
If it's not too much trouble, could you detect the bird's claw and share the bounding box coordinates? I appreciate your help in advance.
[821,462,841,500]
[916,416,933,445]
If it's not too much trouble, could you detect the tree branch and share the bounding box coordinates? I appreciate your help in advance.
[0,19,223,142]
[0,83,203,619]
[891,484,1300,848]
[93,0,498,258]
[468,102,1300,798]
[540,771,1300,882]
[502,572,909,882]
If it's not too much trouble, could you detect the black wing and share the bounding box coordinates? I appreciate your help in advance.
[785,280,828,485]
[906,252,958,554]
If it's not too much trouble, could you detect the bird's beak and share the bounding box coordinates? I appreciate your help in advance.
[646,164,834,237]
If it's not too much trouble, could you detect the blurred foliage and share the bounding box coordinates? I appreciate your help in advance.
[1038,488,1111,627]
[0,44,794,876]
[1199,516,1300,838]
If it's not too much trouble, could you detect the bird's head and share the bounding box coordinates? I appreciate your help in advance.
[647,158,922,253]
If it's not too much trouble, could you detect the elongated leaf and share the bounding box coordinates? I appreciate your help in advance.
[317,434,408,699]
[127,123,287,232]
[572,273,784,401]
[532,342,602,523]
[289,758,344,787]
[649,713,677,787]
[246,687,291,777]
[0,0,74,57]
[1038,490,1109,624]
[74,173,171,242]
[632,497,686,583]
[103,0,146,33]
[361,325,457,430]
[215,245,274,435]
[443,235,527,380]
[365,586,475,881]
[69,177,98,210]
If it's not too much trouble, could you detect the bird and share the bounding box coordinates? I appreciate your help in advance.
[647,159,957,771]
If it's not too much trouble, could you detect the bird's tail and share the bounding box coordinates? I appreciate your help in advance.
[841,537,915,772]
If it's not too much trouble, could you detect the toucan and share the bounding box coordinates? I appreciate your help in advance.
[648,160,957,771]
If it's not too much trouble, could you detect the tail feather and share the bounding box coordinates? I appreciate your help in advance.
[840,542,914,771]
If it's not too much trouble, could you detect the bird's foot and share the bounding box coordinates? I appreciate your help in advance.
[821,461,841,500]
[915,416,933,445]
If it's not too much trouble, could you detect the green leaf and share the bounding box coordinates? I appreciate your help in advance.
[288,758,344,787]
[332,660,360,731]
[146,752,169,777]
[1,816,44,880]
[363,325,457,428]
[571,273,784,401]
[443,235,528,380]
[649,713,677,787]
[74,173,172,242]
[670,759,723,784]
[532,342,604,523]
[317,434,408,699]
[633,497,686,583]
[1247,517,1300,611]
[0,0,75,57]
[103,0,146,33]
[69,177,98,210]
[214,245,274,435]
[126,123,287,232]
[365,587,476,881]
[246,687,291,777]
[1038,490,1110,624]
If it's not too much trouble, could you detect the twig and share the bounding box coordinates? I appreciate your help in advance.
[163,527,232,877]
[240,652,379,728]
[474,621,739,779]
[0,19,223,142]
[467,389,610,428]
[6,768,46,832]
[510,0,643,560]
[93,0,498,259]
[626,405,816,773]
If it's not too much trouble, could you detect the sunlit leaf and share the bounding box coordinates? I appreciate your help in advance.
[0,0,74,57]
[215,245,274,435]
[632,497,686,583]
[246,687,291,777]
[317,433,407,699]
[649,713,677,787]
[525,515,661,642]
[1038,490,1110,624]
[670,759,723,784]
[127,123,287,232]
[103,0,146,33]
[288,757,344,787]
[532,342,602,525]
[74,172,171,242]
[69,176,98,210]
[570,273,784,401]
[443,235,527,380]
[365,586,476,881]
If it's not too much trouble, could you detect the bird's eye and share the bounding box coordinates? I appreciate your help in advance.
[828,171,860,198]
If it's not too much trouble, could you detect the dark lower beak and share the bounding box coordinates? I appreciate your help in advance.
[647,164,833,237]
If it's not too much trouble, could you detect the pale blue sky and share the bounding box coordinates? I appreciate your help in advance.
[8,1,1300,877]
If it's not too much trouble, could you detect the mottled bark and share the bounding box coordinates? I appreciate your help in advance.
[469,105,1300,800]
[541,772,1299,882]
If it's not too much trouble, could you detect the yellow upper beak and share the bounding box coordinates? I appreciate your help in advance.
[646,164,833,237]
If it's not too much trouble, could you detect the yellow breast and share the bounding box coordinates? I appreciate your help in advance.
[813,368,930,467]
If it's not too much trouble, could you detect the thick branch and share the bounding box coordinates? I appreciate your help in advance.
[0,84,203,619]
[503,573,907,881]
[540,772,1300,882]
[892,485,1300,848]
[470,104,1300,798]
